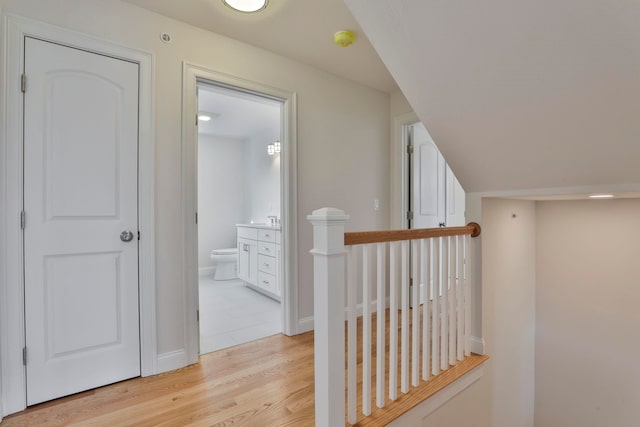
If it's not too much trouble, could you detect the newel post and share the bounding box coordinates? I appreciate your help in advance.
[308,207,350,427]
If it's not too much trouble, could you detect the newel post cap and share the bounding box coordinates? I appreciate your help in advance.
[307,207,350,222]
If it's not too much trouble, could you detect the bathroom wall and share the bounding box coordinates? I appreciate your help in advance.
[197,134,245,272]
[243,132,281,224]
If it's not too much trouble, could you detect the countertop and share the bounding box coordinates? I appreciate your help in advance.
[236,223,281,231]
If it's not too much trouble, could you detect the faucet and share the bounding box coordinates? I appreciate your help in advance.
[267,215,278,227]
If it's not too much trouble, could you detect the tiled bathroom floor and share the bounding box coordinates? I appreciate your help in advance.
[198,276,282,355]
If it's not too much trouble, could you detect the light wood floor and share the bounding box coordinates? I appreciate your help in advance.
[3,314,488,426]
[2,332,316,426]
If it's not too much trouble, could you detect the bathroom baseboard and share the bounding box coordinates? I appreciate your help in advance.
[199,267,215,277]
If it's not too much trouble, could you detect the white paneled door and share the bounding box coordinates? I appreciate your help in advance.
[23,37,141,405]
[410,122,446,229]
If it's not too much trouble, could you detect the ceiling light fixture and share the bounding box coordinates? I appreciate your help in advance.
[222,0,268,13]
[198,114,212,122]
[588,194,614,199]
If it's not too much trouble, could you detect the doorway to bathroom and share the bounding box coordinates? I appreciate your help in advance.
[196,81,284,355]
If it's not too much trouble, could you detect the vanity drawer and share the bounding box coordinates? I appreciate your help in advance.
[258,254,276,275]
[258,229,276,242]
[258,242,276,256]
[258,271,276,293]
[237,226,258,240]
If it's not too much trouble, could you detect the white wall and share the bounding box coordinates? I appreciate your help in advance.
[390,90,414,118]
[197,134,245,270]
[418,376,491,427]
[0,0,390,364]
[535,199,640,427]
[482,198,536,427]
[243,134,281,224]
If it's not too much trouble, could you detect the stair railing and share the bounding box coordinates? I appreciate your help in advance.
[308,208,481,426]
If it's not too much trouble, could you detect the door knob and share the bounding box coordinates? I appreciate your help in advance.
[120,230,134,242]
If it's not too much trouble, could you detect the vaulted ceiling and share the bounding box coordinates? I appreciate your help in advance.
[345,0,640,194]
[124,0,640,195]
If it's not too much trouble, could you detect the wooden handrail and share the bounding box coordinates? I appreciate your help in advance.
[344,222,481,246]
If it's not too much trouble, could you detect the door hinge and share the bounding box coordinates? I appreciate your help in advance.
[407,211,414,221]
[195,114,198,126]
[20,210,26,229]
[407,144,414,154]
[196,309,199,322]
[22,347,27,365]
[21,74,27,93]
[195,212,198,225]
[137,231,141,241]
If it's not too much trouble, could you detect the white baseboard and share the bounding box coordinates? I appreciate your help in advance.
[156,349,188,374]
[297,316,314,333]
[470,336,485,354]
[297,297,391,334]
[386,364,485,427]
[199,267,215,277]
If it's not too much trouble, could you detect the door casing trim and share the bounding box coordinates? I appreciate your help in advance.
[181,63,298,365]
[391,112,419,230]
[0,13,156,416]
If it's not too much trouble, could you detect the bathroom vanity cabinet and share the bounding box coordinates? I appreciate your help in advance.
[236,224,281,301]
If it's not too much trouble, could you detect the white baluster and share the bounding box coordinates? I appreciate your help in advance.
[347,246,357,425]
[376,243,386,408]
[449,236,457,366]
[421,238,430,381]
[362,244,372,416]
[464,235,472,357]
[432,237,440,376]
[401,240,409,393]
[411,240,420,387]
[456,236,464,362]
[389,242,398,401]
[441,236,449,371]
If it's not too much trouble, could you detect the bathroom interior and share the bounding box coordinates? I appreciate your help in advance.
[197,82,283,355]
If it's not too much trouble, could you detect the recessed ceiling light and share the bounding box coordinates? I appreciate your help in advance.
[588,194,614,199]
[198,112,219,122]
[222,0,268,13]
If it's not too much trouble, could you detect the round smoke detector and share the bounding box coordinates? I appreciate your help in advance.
[334,30,356,47]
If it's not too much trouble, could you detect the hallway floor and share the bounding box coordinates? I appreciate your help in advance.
[199,276,281,354]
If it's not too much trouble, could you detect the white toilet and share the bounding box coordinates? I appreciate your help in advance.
[209,248,238,281]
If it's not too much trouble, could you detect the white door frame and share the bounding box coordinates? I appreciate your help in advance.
[391,112,419,230]
[0,14,156,416]
[181,63,298,364]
